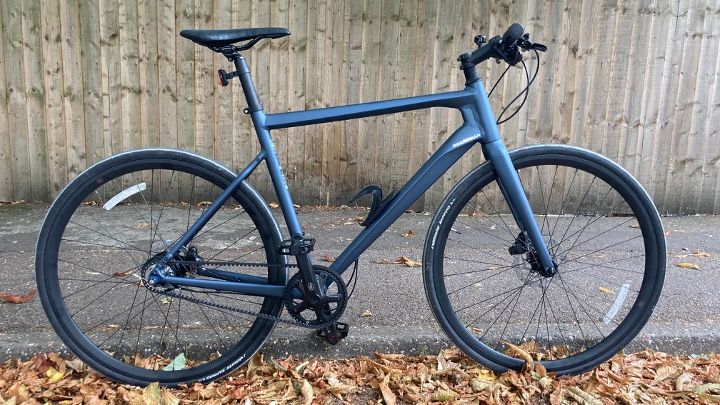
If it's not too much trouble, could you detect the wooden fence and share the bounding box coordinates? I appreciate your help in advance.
[1,0,719,213]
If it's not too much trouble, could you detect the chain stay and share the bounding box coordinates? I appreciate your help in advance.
[144,259,337,330]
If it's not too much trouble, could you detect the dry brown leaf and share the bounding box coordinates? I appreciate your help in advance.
[379,373,396,405]
[431,389,456,402]
[359,310,373,317]
[401,229,414,238]
[676,372,693,391]
[676,262,702,270]
[376,256,422,268]
[113,270,134,278]
[652,365,678,384]
[599,287,614,295]
[691,250,712,258]
[503,341,534,370]
[566,386,602,405]
[322,254,336,263]
[0,289,36,304]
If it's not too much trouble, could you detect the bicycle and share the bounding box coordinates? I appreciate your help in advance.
[36,23,666,386]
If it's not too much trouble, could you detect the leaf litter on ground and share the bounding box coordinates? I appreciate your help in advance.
[2,348,720,403]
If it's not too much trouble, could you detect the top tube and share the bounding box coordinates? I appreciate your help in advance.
[264,90,475,130]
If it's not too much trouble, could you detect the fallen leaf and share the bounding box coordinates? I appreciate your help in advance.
[162,353,186,371]
[691,250,711,258]
[503,341,534,370]
[0,289,36,304]
[359,310,373,317]
[113,270,134,278]
[401,229,414,238]
[269,202,279,208]
[676,372,693,391]
[376,256,422,267]
[322,255,336,263]
[45,367,65,383]
[160,297,173,304]
[379,373,396,405]
[300,379,314,405]
[652,365,678,384]
[566,386,602,405]
[432,389,456,402]
[676,262,701,270]
[143,382,162,403]
[599,287,614,295]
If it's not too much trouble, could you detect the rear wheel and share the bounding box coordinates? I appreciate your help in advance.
[423,145,665,375]
[36,149,285,386]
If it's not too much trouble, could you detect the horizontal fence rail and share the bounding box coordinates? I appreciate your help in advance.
[1,0,719,214]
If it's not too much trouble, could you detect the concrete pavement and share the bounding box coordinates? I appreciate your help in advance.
[1,202,719,360]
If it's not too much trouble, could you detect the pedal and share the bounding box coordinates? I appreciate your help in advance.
[316,322,349,345]
[278,236,315,256]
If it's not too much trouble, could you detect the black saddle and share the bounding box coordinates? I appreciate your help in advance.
[180,27,289,50]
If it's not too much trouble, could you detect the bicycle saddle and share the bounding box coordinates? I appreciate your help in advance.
[180,27,289,49]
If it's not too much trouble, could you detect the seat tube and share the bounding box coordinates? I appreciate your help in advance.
[470,81,556,273]
[234,54,304,238]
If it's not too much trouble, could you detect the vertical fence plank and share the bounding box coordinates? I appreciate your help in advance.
[680,0,718,212]
[39,0,67,196]
[21,1,49,200]
[119,0,142,153]
[285,0,307,196]
[59,0,87,181]
[656,0,691,213]
[138,0,160,148]
[0,3,13,201]
[342,0,363,197]
[356,0,382,192]
[2,1,31,199]
[79,2,103,167]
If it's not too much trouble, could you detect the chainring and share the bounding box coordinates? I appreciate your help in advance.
[284,265,348,327]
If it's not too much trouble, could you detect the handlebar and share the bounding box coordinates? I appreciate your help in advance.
[461,23,546,68]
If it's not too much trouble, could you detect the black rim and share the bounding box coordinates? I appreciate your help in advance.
[37,152,283,384]
[428,148,663,372]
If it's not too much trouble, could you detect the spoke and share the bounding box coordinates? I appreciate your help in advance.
[554,216,636,260]
[187,291,229,351]
[204,227,259,262]
[443,260,525,277]
[558,235,643,267]
[67,220,146,254]
[553,185,615,251]
[549,168,579,254]
[447,237,512,267]
[557,273,613,334]
[69,273,137,315]
[446,263,526,296]
[480,189,519,241]
[125,174,170,253]
[455,218,515,246]
[193,209,249,242]
[555,176,598,252]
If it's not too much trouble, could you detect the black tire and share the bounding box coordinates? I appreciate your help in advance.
[36,149,286,386]
[423,144,665,375]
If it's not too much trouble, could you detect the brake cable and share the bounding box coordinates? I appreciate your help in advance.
[490,49,541,125]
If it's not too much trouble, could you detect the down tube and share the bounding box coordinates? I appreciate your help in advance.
[329,124,482,275]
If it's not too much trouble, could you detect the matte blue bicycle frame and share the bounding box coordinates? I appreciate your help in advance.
[157,55,555,298]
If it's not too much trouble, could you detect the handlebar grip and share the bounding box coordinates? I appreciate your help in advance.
[502,23,524,46]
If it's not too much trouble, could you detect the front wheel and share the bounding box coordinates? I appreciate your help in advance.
[423,144,665,375]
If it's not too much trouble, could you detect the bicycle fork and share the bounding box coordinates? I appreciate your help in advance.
[482,139,557,276]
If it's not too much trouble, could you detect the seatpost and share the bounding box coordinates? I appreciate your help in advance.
[230,54,264,114]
